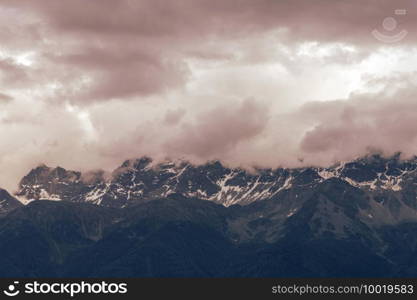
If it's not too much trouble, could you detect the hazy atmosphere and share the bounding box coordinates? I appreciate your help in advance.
[0,0,417,191]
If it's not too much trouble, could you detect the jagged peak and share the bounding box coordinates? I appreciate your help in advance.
[119,156,153,169]
[18,164,81,190]
[26,164,71,176]
[32,163,51,172]
[13,153,417,209]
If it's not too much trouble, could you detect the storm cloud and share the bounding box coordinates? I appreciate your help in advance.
[0,0,416,191]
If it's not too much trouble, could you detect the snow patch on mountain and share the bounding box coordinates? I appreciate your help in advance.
[13,154,417,208]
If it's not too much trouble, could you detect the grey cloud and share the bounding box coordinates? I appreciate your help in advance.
[163,99,269,159]
[51,47,189,102]
[1,0,416,104]
[299,83,417,164]
[163,108,186,126]
[0,1,416,191]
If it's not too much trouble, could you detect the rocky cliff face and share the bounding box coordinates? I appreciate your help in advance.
[14,154,417,213]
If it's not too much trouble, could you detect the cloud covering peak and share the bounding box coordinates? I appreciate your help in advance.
[0,0,417,191]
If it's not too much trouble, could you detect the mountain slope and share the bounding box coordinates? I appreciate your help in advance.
[1,154,417,277]
[0,190,417,277]
[0,201,120,277]
[0,188,23,215]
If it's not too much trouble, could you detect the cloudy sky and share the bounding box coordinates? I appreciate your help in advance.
[0,0,417,191]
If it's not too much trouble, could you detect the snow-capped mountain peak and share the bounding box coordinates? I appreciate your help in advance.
[13,154,417,209]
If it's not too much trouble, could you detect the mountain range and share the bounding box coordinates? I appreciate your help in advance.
[1,154,417,277]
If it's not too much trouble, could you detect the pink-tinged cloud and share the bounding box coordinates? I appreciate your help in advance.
[0,92,13,103]
[1,0,416,104]
[0,1,416,190]
[164,99,269,159]
[299,84,417,164]
[0,58,29,86]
